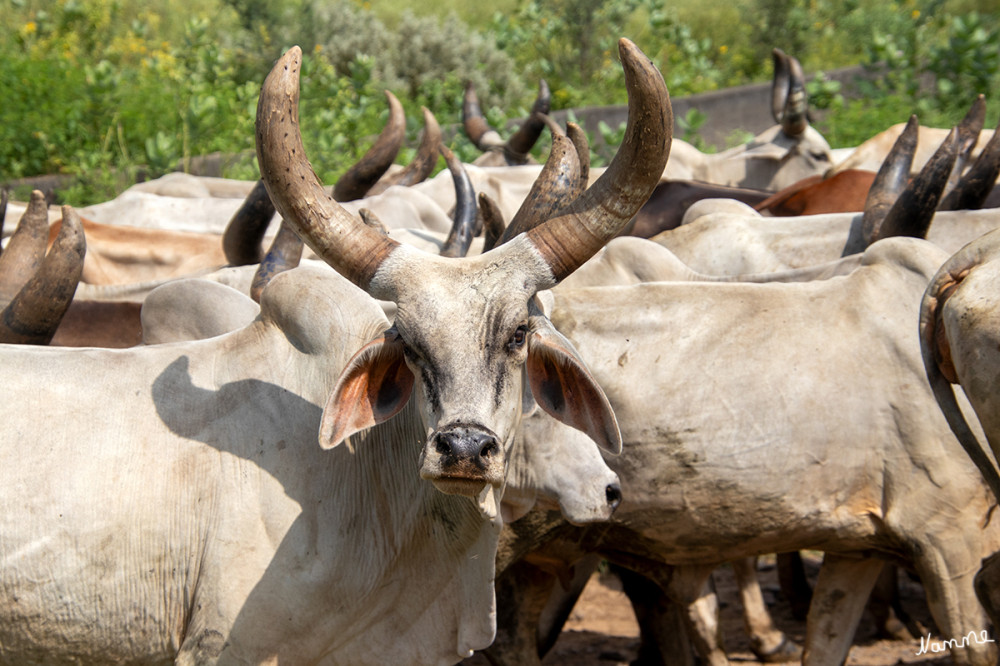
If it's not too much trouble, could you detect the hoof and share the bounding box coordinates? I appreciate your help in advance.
[753,635,803,663]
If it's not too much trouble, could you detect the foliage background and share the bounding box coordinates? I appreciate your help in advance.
[1,0,998,204]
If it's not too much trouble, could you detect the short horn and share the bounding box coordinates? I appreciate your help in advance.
[523,38,672,285]
[332,90,406,202]
[945,94,987,193]
[567,121,591,187]
[939,114,1000,211]
[500,115,584,244]
[0,206,86,345]
[370,107,443,193]
[861,115,919,245]
[222,179,277,266]
[250,220,304,303]
[504,79,552,162]
[771,48,791,124]
[0,189,8,245]
[478,193,506,253]
[0,190,50,303]
[875,127,959,243]
[439,145,478,258]
[780,53,808,136]
[256,46,400,295]
[462,81,504,151]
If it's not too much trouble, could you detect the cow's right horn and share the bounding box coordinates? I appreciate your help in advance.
[256,46,400,295]
[523,38,672,285]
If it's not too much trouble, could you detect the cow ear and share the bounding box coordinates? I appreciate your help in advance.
[320,335,414,449]
[525,326,622,454]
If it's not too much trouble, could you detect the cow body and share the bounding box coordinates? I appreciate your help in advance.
[0,268,499,665]
[503,238,1000,665]
[656,202,1000,275]
[664,124,833,191]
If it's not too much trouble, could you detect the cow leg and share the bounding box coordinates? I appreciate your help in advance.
[802,553,884,666]
[974,551,1000,641]
[537,554,602,657]
[481,558,556,666]
[914,540,997,666]
[663,563,730,666]
[777,551,812,620]
[866,564,923,641]
[614,564,694,666]
[731,557,801,662]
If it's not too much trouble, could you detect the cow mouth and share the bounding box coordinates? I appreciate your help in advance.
[425,475,493,498]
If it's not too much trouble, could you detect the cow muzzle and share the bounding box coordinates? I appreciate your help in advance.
[420,424,506,497]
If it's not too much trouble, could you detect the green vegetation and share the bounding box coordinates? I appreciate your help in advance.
[1,0,998,205]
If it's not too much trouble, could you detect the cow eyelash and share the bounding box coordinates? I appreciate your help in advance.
[508,325,528,352]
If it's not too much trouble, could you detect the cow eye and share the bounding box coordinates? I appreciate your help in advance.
[508,325,528,351]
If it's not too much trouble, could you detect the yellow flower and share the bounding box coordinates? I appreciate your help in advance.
[719,45,728,55]
[912,9,920,19]
[314,44,323,53]
[24,21,37,34]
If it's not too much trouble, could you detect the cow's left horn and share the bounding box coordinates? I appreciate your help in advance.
[0,206,85,345]
[256,46,400,294]
[332,90,406,202]
[523,38,671,285]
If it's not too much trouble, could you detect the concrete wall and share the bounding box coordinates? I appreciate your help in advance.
[544,64,873,160]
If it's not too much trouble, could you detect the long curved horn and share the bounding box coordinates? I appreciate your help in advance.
[370,107,442,193]
[874,127,959,243]
[771,48,791,124]
[222,179,277,266]
[439,146,478,258]
[462,81,504,150]
[523,38,672,284]
[504,79,552,162]
[256,47,400,294]
[861,115,919,245]
[332,90,406,202]
[500,115,584,244]
[0,206,86,345]
[0,190,50,303]
[939,114,1000,211]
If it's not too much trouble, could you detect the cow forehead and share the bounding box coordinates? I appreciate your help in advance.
[394,265,534,353]
[378,243,544,338]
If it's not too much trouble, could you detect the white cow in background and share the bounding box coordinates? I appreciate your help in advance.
[488,236,1000,666]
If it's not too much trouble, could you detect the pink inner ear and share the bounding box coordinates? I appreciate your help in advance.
[320,337,415,449]
[526,336,622,454]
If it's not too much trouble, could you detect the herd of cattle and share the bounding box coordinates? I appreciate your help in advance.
[2,38,1000,665]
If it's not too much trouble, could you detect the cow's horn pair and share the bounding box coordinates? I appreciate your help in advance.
[257,38,671,294]
[463,79,551,164]
[771,48,808,137]
[861,117,959,247]
[0,192,86,345]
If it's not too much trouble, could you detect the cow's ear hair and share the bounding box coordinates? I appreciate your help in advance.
[525,325,622,454]
[320,334,414,449]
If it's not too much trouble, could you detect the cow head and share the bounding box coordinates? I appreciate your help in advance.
[255,40,671,511]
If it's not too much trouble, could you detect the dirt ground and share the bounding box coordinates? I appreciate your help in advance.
[467,553,971,665]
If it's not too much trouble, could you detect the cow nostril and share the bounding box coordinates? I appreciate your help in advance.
[606,484,622,509]
[434,433,452,457]
[480,440,499,459]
